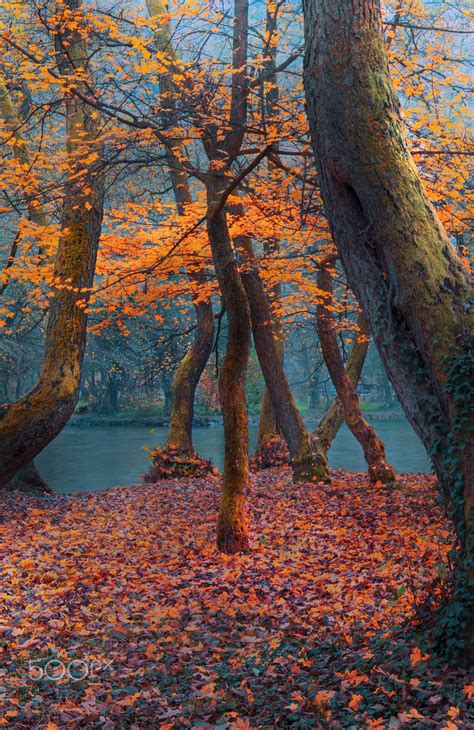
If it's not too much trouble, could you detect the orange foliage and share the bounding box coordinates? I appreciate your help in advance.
[0,0,471,348]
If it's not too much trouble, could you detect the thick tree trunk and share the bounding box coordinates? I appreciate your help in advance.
[235,229,329,481]
[313,311,369,457]
[4,461,52,494]
[207,180,251,553]
[0,0,104,486]
[303,0,473,663]
[316,267,395,483]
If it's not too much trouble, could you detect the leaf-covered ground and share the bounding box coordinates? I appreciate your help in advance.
[1,469,473,728]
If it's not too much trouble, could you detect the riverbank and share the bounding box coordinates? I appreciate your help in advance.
[1,469,471,727]
[68,405,404,428]
[36,419,431,493]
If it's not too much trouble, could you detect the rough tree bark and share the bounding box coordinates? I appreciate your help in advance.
[316,266,395,483]
[0,0,104,487]
[201,0,253,553]
[303,0,473,663]
[313,310,369,458]
[255,0,284,452]
[146,0,214,454]
[235,229,329,481]
[256,245,284,452]
[207,182,251,553]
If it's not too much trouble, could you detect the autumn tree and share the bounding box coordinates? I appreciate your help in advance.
[144,0,215,461]
[303,0,473,663]
[0,0,104,487]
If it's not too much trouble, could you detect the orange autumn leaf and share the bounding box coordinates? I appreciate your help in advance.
[348,693,363,711]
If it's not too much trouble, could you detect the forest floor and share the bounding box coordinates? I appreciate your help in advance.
[1,469,472,729]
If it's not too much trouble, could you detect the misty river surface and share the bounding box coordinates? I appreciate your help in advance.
[36,418,431,493]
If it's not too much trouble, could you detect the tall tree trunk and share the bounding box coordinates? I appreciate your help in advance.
[256,0,285,452]
[313,311,369,457]
[316,267,395,483]
[207,179,251,554]
[0,0,104,487]
[256,246,284,451]
[303,0,473,664]
[198,0,254,552]
[146,0,214,454]
[235,228,329,481]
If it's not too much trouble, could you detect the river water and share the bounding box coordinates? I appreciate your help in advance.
[36,418,431,493]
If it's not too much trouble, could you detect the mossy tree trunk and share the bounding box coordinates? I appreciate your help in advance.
[303,0,473,663]
[201,0,253,553]
[0,0,104,487]
[316,266,395,483]
[146,0,214,455]
[313,311,369,458]
[256,2,285,453]
[207,180,251,553]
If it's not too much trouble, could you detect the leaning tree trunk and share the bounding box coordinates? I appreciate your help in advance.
[256,246,284,452]
[303,0,473,664]
[207,179,251,553]
[235,227,328,481]
[0,75,53,488]
[0,0,104,487]
[7,461,52,494]
[166,299,215,451]
[146,0,215,455]
[313,310,369,458]
[316,266,395,483]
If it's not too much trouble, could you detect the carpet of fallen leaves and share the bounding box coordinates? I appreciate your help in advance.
[1,468,473,729]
